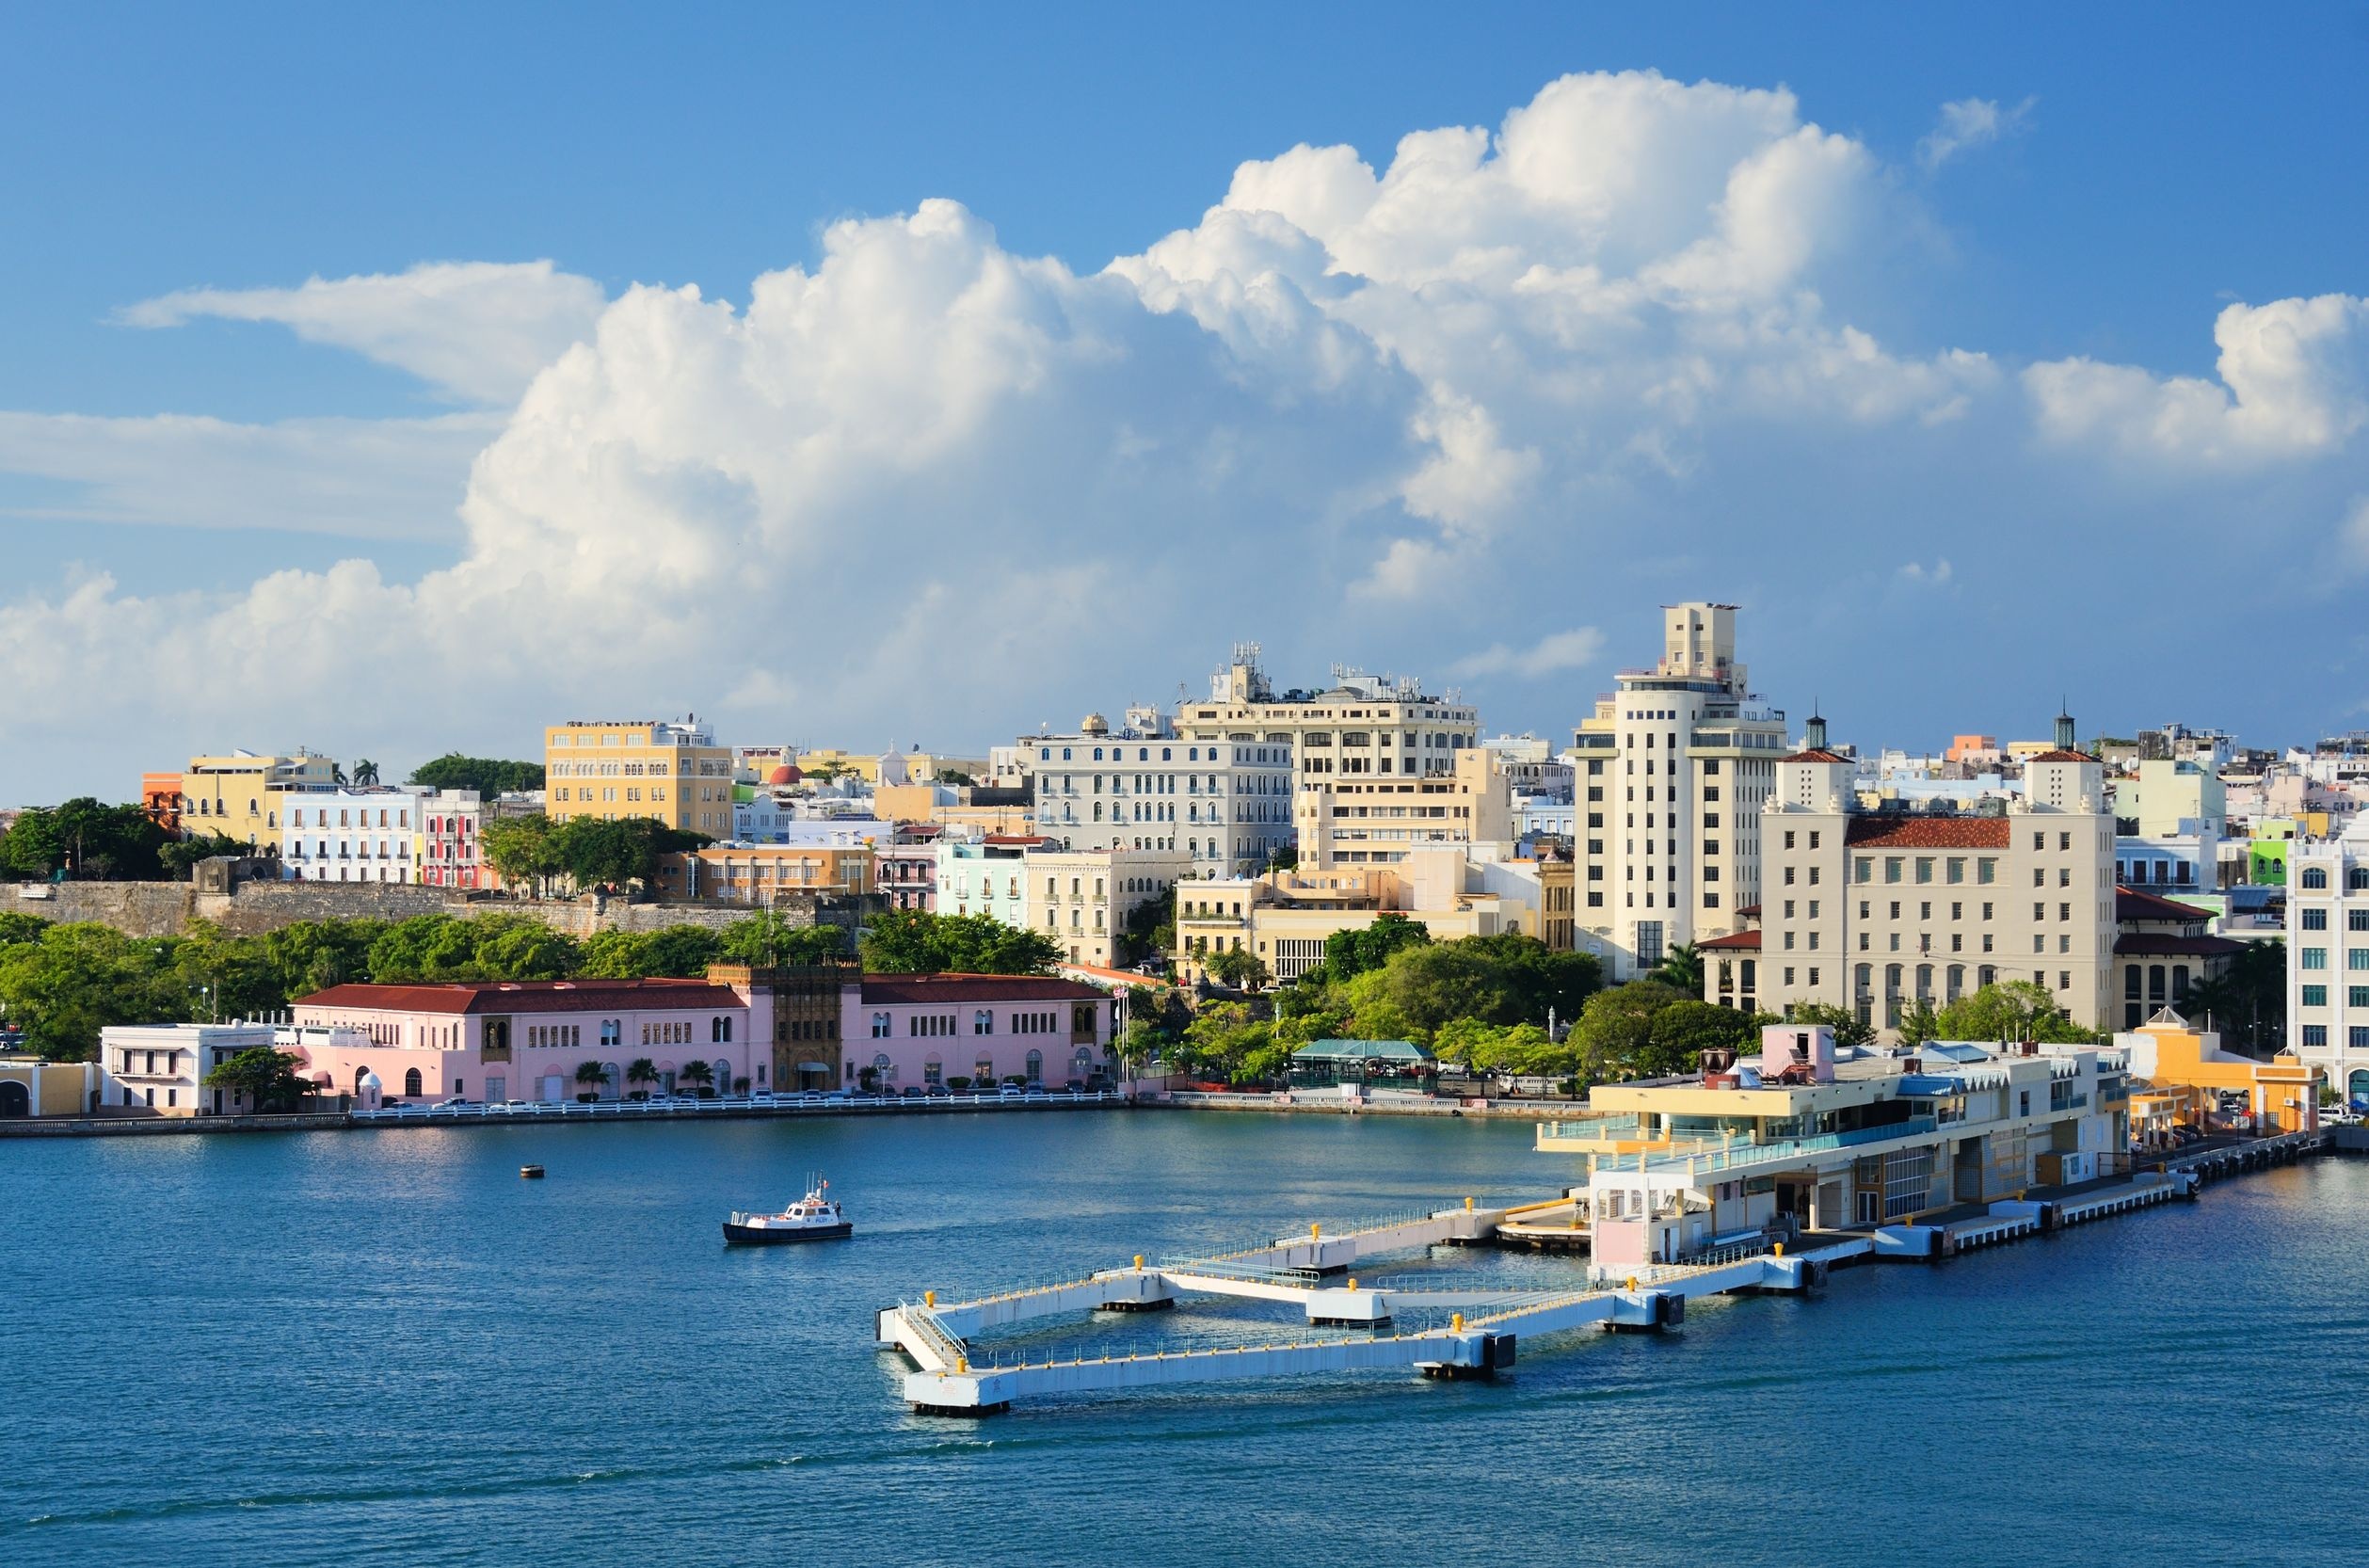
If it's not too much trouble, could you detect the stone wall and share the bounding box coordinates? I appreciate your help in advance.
[16,879,888,943]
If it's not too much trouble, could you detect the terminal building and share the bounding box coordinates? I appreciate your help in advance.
[1542,1023,2127,1266]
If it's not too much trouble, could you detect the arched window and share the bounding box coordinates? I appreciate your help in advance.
[2302,867,2329,889]
[872,1051,895,1083]
[716,1058,733,1092]
[923,1053,943,1085]
[1026,1048,1044,1082]
[404,1068,423,1096]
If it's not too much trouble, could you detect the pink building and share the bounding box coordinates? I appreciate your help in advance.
[419,790,495,890]
[288,967,1116,1103]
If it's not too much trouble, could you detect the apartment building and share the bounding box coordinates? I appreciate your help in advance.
[1172,645,1480,862]
[1021,846,1189,969]
[2287,814,2369,1105]
[1023,711,1291,876]
[179,750,338,849]
[544,718,734,836]
[280,786,426,883]
[1735,712,2116,1039]
[1572,603,1788,980]
[653,842,874,904]
[417,789,490,890]
[96,1023,279,1116]
[1292,745,1513,872]
[936,835,1038,926]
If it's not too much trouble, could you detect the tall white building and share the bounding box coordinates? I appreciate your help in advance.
[1574,603,1788,979]
[1024,711,1292,878]
[282,786,428,883]
[2289,814,2369,1106]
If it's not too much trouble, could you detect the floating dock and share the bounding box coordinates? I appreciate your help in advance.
[878,1129,2337,1416]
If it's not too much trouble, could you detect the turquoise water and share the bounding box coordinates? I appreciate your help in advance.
[5,1111,2365,1567]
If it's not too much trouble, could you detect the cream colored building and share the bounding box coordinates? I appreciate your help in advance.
[1292,745,1514,872]
[180,750,337,849]
[1733,712,2116,1040]
[1022,847,1190,969]
[545,719,734,836]
[1172,645,1481,866]
[1172,845,1549,985]
[1573,603,1788,981]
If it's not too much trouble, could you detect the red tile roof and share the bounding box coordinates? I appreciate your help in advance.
[2112,934,2246,958]
[1783,748,1850,764]
[2116,887,2216,926]
[2026,749,2097,764]
[858,972,1110,1004]
[296,979,742,1016]
[1698,930,1762,951]
[1736,904,1762,919]
[1843,817,2012,849]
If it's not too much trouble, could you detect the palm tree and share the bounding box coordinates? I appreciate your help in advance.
[573,1060,611,1100]
[353,759,380,787]
[627,1057,658,1097]
[678,1059,716,1096]
[1653,942,1705,995]
[331,763,349,787]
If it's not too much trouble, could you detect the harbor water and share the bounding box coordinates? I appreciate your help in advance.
[5,1110,2364,1566]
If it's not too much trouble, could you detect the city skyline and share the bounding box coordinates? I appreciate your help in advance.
[7,7,2369,799]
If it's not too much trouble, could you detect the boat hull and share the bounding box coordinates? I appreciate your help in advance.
[723,1221,853,1246]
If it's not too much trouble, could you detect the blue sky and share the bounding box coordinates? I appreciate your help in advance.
[5,4,2369,797]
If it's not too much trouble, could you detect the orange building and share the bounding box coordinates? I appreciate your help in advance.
[141,773,184,837]
[2120,1010,2321,1145]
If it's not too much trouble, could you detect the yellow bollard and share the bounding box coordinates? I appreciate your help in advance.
[1625,1275,1638,1291]
[1347,1277,1358,1291]
[1465,1195,1475,1211]
[1451,1312,1465,1331]
[955,1357,968,1372]
[1773,1242,1785,1258]
[924,1289,936,1307]
[1134,1255,1144,1270]
[1311,1222,1321,1239]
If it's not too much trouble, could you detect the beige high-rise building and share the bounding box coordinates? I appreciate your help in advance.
[1573,603,1788,980]
[1291,746,1513,871]
[179,750,339,850]
[544,719,734,836]
[1174,645,1481,868]
[1728,711,2117,1040]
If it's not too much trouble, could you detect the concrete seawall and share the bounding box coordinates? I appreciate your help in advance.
[1153,1092,1573,1121]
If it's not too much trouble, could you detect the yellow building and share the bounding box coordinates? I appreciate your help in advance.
[179,750,337,848]
[2119,1011,2321,1143]
[546,719,734,836]
[796,749,883,785]
[654,843,875,904]
[0,1056,97,1118]
[872,782,1034,836]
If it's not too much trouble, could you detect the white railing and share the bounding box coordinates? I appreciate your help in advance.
[352,1089,1125,1123]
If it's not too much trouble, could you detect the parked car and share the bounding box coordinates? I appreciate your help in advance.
[924,1084,952,1098]
[998,1084,1025,1100]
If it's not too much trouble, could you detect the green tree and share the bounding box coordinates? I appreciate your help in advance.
[1115,890,1173,968]
[172,920,287,1021]
[1347,935,1599,1042]
[581,925,728,979]
[627,1057,659,1096]
[0,912,51,947]
[203,1045,312,1113]
[573,1060,611,1099]
[481,814,567,895]
[1933,981,2099,1045]
[0,923,192,1060]
[1651,941,1705,994]
[1205,949,1272,990]
[1321,914,1432,981]
[717,915,850,967]
[351,760,381,787]
[1896,997,1944,1046]
[678,1059,716,1095]
[934,768,976,786]
[0,798,169,881]
[1570,980,1690,1083]
[261,918,381,997]
[407,755,548,796]
[858,909,1059,975]
[1783,1000,1875,1051]
[1643,1000,1765,1077]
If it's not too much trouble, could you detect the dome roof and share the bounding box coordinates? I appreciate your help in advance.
[766,763,802,785]
[1080,712,1110,735]
[358,1069,382,1090]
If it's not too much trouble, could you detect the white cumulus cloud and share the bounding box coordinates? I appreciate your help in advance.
[1449,627,1608,680]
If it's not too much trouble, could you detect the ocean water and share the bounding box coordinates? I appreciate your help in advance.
[4,1110,2363,1568]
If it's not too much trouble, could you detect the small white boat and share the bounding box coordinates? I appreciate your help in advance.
[724,1176,852,1245]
